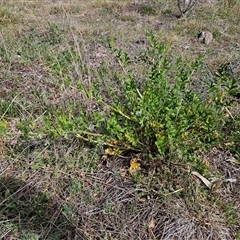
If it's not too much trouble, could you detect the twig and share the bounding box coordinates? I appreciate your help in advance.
[177,0,198,17]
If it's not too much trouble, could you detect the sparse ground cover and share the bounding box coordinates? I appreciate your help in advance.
[0,0,240,239]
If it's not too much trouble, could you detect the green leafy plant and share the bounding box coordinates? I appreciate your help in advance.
[74,32,233,164]
[40,32,236,168]
[0,119,7,136]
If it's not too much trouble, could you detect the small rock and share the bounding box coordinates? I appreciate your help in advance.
[197,31,213,45]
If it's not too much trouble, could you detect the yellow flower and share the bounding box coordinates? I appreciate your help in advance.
[129,158,141,174]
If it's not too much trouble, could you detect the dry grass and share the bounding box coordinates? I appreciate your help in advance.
[0,0,240,239]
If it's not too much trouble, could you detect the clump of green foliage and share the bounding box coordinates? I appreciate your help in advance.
[43,32,237,167]
[79,34,230,158]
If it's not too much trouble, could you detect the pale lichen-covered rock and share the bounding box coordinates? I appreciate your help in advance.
[197,31,213,45]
